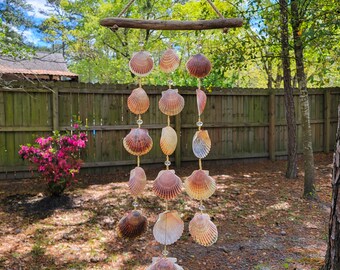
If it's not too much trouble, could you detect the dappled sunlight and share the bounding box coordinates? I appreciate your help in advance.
[268,202,291,211]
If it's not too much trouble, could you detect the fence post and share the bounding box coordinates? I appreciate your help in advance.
[52,88,59,131]
[268,91,276,161]
[175,113,181,168]
[324,90,331,153]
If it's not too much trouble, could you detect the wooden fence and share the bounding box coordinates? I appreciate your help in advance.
[0,82,339,178]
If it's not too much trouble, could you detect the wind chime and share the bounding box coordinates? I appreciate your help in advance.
[100,1,243,269]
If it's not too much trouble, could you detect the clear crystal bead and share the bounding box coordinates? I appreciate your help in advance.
[196,121,203,127]
[168,79,173,86]
[136,119,143,125]
[198,204,206,211]
[197,44,203,51]
[132,201,139,208]
[138,41,144,47]
[164,160,171,166]
[162,249,169,256]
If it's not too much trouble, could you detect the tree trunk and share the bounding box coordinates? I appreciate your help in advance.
[291,0,316,198]
[279,0,297,179]
[321,104,340,270]
[274,63,283,88]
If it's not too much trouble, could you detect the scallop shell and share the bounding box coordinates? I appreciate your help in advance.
[192,130,211,159]
[147,258,182,270]
[153,210,184,245]
[159,48,180,73]
[129,51,154,77]
[153,170,182,200]
[127,87,150,115]
[128,166,147,196]
[184,169,216,200]
[186,53,212,78]
[160,126,177,156]
[189,213,218,246]
[123,128,153,156]
[117,210,148,239]
[196,89,207,116]
[159,89,185,116]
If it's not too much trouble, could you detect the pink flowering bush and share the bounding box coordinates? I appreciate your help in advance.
[19,130,87,196]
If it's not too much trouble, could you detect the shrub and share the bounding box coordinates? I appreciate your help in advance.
[19,127,87,196]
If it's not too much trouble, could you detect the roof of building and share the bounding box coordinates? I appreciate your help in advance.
[0,52,78,77]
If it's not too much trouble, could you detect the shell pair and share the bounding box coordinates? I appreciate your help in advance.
[192,130,211,159]
[153,170,182,200]
[129,51,154,77]
[117,210,148,239]
[159,89,185,116]
[123,128,153,156]
[128,167,147,196]
[153,210,184,245]
[186,53,212,78]
[127,87,149,115]
[184,169,216,200]
[189,213,218,246]
[147,257,183,270]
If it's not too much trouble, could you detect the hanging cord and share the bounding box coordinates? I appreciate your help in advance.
[206,0,229,33]
[118,0,137,17]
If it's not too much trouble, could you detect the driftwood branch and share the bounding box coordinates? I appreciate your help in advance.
[100,18,243,31]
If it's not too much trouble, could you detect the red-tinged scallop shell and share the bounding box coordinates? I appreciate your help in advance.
[186,53,212,78]
[147,257,183,270]
[127,87,150,115]
[196,89,207,116]
[116,210,148,239]
[129,51,154,77]
[159,48,180,73]
[159,89,185,116]
[184,169,216,200]
[128,166,147,196]
[189,213,218,247]
[123,128,153,156]
[153,210,184,245]
[160,126,177,156]
[192,130,211,159]
[153,170,182,200]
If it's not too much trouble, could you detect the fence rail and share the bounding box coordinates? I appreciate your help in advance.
[0,82,339,178]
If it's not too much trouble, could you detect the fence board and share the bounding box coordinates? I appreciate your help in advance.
[1,82,339,174]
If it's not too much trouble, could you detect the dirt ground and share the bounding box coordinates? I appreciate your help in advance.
[0,153,333,270]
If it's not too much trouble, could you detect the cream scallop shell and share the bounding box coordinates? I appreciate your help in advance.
[128,166,147,196]
[160,126,177,156]
[147,257,183,270]
[184,169,216,200]
[123,128,153,156]
[153,170,182,200]
[186,53,212,78]
[159,89,185,116]
[117,210,148,239]
[189,213,218,246]
[127,87,150,115]
[192,130,211,159]
[159,48,180,73]
[196,89,207,116]
[129,51,154,77]
[153,210,184,245]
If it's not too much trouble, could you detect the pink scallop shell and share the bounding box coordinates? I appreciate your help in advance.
[184,169,216,200]
[128,166,147,196]
[127,87,150,115]
[158,89,185,116]
[192,130,211,159]
[186,53,212,78]
[153,170,182,200]
[189,213,218,247]
[159,48,180,73]
[123,128,153,156]
[160,126,177,156]
[129,51,154,77]
[196,89,207,116]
